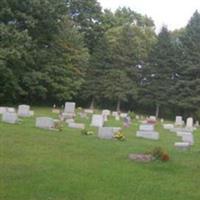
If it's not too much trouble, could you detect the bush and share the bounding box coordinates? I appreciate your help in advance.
[128,111,136,119]
[151,147,170,162]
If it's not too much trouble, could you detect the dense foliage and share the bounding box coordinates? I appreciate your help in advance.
[1,0,200,119]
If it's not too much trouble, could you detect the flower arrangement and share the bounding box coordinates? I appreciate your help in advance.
[81,129,94,135]
[114,131,126,141]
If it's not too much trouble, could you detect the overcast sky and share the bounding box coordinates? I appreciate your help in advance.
[98,0,200,32]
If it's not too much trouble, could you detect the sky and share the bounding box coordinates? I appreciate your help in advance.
[98,0,200,32]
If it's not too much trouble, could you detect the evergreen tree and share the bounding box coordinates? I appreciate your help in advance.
[173,11,200,115]
[140,27,180,117]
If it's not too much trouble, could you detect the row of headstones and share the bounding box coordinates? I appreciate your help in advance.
[0,105,34,124]
[35,116,121,140]
[163,116,196,150]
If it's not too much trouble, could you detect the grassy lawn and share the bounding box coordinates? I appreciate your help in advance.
[1,107,200,200]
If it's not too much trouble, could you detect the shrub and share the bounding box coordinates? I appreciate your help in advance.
[151,147,170,162]
[128,111,135,119]
[161,153,170,161]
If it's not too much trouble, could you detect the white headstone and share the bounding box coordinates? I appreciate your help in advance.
[91,114,104,127]
[135,115,140,120]
[36,117,54,129]
[84,109,94,114]
[17,105,31,117]
[149,116,156,121]
[66,118,75,124]
[115,115,120,121]
[112,111,118,117]
[102,109,111,116]
[186,117,193,128]
[175,116,184,126]
[195,121,199,127]
[64,102,75,113]
[0,107,7,114]
[136,131,159,140]
[68,122,85,129]
[120,113,128,118]
[139,124,154,131]
[163,124,174,130]
[2,112,18,124]
[182,133,194,145]
[98,127,114,139]
[7,107,16,113]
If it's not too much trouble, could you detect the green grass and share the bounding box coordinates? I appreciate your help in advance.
[1,107,200,200]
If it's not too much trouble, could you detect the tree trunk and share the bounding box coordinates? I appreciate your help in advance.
[90,97,95,109]
[116,99,121,111]
[155,104,160,119]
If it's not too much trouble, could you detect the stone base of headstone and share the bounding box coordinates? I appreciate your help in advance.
[68,122,85,129]
[128,153,154,162]
[136,131,159,140]
[2,112,18,124]
[174,142,191,150]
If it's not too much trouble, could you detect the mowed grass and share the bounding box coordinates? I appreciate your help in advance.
[1,107,200,200]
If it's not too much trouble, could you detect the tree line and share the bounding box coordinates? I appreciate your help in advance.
[0,0,200,119]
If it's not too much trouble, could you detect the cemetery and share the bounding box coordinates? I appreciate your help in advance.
[1,0,200,199]
[1,105,200,200]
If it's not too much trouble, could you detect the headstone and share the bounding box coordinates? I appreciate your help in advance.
[186,117,193,128]
[112,127,121,133]
[112,111,118,117]
[84,109,94,114]
[66,118,75,124]
[149,116,156,121]
[136,131,159,140]
[36,117,55,129]
[182,133,194,145]
[160,118,164,123]
[135,115,140,120]
[2,112,18,124]
[103,114,108,122]
[64,102,75,113]
[102,109,111,116]
[68,122,85,129]
[120,113,128,118]
[136,123,159,140]
[91,114,104,127]
[115,115,120,121]
[170,127,194,133]
[0,107,7,114]
[175,116,184,126]
[62,112,75,120]
[195,121,199,127]
[17,105,32,117]
[139,124,154,131]
[174,142,190,150]
[163,124,174,130]
[98,127,114,139]
[7,107,16,113]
